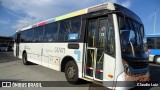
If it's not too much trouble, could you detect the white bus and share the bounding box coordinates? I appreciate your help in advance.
[146,34,160,64]
[14,2,150,89]
[0,43,8,52]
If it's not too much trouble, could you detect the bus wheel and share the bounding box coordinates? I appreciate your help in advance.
[23,53,29,65]
[65,61,79,84]
[154,56,160,65]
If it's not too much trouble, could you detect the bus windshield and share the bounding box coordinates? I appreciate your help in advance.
[118,17,148,60]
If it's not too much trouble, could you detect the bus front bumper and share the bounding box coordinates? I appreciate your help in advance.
[114,72,150,90]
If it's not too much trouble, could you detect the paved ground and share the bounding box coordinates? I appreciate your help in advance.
[0,52,160,90]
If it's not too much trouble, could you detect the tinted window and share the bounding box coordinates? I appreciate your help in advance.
[156,38,160,45]
[147,37,155,49]
[25,29,33,42]
[44,22,58,42]
[58,20,70,41]
[21,31,26,42]
[58,17,81,41]
[71,17,81,32]
[33,26,44,42]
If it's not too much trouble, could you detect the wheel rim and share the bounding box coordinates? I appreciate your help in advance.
[67,66,76,79]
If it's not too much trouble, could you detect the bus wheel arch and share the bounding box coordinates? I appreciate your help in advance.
[22,50,29,65]
[61,56,80,84]
[61,56,77,72]
[154,55,160,64]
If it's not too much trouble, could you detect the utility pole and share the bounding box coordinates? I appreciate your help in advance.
[154,10,157,34]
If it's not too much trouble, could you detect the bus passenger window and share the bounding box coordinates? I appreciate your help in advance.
[25,29,33,42]
[58,21,67,41]
[33,26,44,42]
[44,22,58,42]
[21,31,26,42]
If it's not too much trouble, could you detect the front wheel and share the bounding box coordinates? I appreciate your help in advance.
[65,61,79,84]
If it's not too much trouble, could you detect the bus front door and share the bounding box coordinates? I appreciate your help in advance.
[85,18,108,80]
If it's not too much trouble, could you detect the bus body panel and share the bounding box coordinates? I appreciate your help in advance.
[19,42,84,78]
[18,43,25,59]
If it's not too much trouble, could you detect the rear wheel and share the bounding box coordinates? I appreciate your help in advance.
[23,53,29,65]
[65,61,79,84]
[154,56,160,65]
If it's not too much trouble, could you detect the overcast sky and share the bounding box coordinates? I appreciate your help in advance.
[0,0,160,36]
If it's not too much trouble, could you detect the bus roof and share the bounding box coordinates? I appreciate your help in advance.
[146,34,160,37]
[17,2,116,32]
[18,2,141,32]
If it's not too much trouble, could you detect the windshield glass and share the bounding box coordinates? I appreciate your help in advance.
[118,16,148,60]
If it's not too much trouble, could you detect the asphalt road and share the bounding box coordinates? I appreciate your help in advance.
[0,52,160,90]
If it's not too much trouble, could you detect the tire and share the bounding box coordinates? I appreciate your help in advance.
[65,61,79,84]
[22,53,29,65]
[154,56,160,65]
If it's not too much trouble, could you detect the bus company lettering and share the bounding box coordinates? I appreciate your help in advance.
[54,47,65,53]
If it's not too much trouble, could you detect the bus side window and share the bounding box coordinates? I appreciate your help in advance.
[33,26,44,42]
[25,29,33,42]
[69,17,81,41]
[58,21,67,41]
[58,17,81,42]
[44,22,58,42]
[21,31,26,42]
[71,17,81,33]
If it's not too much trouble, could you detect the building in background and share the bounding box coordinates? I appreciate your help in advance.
[0,36,14,51]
